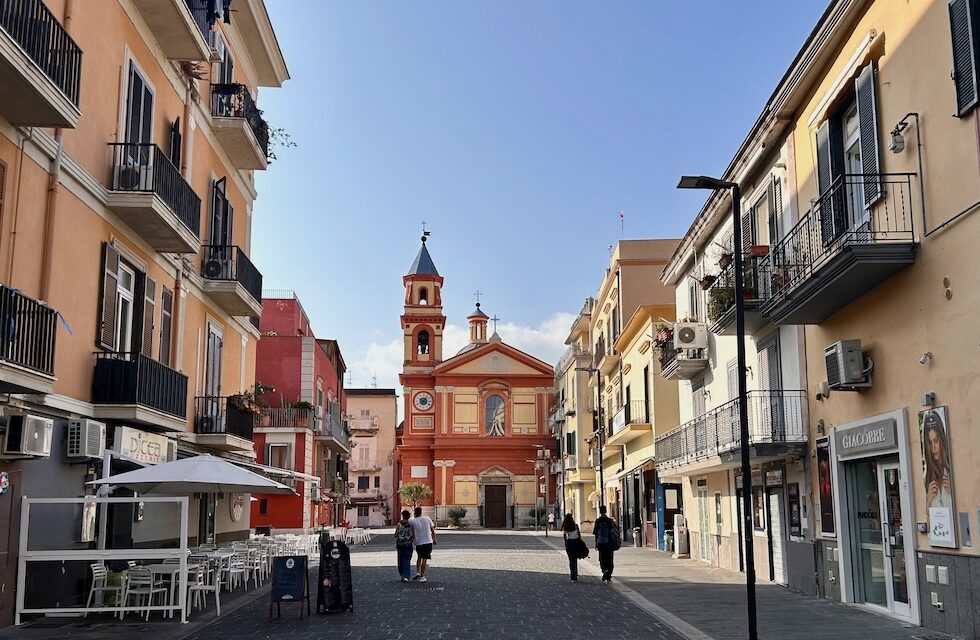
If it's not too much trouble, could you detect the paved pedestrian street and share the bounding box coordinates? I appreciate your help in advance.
[182,530,683,640]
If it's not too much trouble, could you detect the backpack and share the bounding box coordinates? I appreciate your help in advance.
[395,523,413,547]
[596,519,610,545]
[608,523,622,551]
[596,519,622,550]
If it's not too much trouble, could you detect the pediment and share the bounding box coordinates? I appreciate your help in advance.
[435,342,553,377]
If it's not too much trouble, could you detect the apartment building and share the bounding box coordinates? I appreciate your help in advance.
[659,0,980,634]
[589,239,678,545]
[345,388,397,528]
[0,0,287,625]
[251,292,350,531]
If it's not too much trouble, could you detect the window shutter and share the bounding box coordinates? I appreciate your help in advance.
[160,286,173,366]
[97,243,120,350]
[0,163,6,217]
[769,175,783,244]
[169,118,182,168]
[855,63,883,206]
[816,122,839,246]
[133,273,156,357]
[950,0,979,116]
[740,208,755,254]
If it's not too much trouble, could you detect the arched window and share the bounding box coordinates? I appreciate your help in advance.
[417,330,430,355]
[418,287,428,305]
[485,394,505,436]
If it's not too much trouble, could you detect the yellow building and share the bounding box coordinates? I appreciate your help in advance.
[660,0,980,634]
[0,0,287,624]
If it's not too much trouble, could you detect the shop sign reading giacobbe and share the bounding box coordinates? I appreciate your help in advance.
[834,418,897,458]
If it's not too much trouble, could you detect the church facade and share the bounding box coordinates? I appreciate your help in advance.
[396,238,556,528]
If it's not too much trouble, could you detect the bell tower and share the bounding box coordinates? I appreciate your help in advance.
[401,233,445,367]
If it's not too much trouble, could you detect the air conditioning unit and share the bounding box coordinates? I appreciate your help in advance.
[202,256,231,279]
[66,419,106,460]
[674,322,708,350]
[310,484,321,501]
[3,414,54,457]
[165,439,178,462]
[113,163,153,191]
[825,340,871,390]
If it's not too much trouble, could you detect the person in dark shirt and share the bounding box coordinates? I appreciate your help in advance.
[592,505,619,582]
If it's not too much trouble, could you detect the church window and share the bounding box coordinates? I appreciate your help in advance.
[418,330,430,355]
[485,394,505,436]
[419,287,428,305]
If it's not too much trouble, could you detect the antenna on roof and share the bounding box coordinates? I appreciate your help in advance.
[372,373,377,388]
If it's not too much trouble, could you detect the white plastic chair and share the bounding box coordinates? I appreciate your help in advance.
[187,563,222,616]
[122,567,167,621]
[85,563,123,617]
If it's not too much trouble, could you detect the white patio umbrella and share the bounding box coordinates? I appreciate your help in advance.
[89,454,295,495]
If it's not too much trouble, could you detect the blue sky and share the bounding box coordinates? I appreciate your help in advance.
[252,0,829,390]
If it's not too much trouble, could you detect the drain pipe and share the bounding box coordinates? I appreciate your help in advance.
[4,129,31,284]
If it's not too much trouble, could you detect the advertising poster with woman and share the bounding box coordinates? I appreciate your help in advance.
[920,407,957,548]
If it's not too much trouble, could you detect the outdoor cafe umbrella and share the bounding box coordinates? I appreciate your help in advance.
[89,454,295,495]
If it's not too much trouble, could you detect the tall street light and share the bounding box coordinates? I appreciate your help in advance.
[575,366,605,509]
[677,175,757,640]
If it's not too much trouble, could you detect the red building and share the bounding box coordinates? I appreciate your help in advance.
[397,239,556,527]
[250,292,350,532]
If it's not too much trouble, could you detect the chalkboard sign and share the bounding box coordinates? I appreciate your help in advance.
[269,555,310,618]
[317,538,354,613]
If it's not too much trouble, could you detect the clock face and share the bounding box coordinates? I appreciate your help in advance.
[414,392,434,411]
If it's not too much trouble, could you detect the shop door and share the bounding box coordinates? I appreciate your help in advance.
[768,490,787,584]
[849,459,910,617]
[698,487,711,563]
[0,468,22,626]
[485,485,507,528]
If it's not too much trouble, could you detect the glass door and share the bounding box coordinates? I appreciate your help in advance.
[879,462,910,617]
[698,486,711,563]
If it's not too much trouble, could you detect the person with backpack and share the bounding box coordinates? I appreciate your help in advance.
[593,504,621,582]
[561,513,587,581]
[394,510,415,582]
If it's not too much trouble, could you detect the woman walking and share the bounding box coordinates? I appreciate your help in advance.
[561,513,583,582]
[394,510,415,582]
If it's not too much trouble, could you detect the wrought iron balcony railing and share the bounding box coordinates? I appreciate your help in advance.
[258,407,317,429]
[0,0,82,104]
[0,284,56,377]
[201,245,263,303]
[210,83,270,158]
[107,142,201,237]
[92,352,188,418]
[183,0,209,40]
[347,416,379,431]
[608,400,649,437]
[766,173,916,307]
[655,390,806,469]
[194,396,254,440]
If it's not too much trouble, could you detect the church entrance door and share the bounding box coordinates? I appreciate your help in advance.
[485,485,507,528]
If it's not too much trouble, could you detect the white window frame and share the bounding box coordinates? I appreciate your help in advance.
[115,263,136,353]
[267,443,292,471]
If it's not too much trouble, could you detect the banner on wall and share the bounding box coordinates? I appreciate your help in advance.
[919,407,958,548]
[816,438,835,537]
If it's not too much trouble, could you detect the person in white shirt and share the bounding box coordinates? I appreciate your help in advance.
[410,507,437,582]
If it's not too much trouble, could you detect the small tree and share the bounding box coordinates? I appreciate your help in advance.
[448,506,467,527]
[399,482,432,508]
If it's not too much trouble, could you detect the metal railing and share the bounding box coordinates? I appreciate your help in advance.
[656,327,706,371]
[767,173,917,307]
[705,254,770,324]
[609,400,649,437]
[107,143,201,237]
[318,414,350,449]
[210,83,270,158]
[201,245,263,303]
[556,343,591,374]
[0,284,56,377]
[592,337,605,369]
[258,407,317,429]
[0,0,82,105]
[194,396,254,440]
[347,416,378,431]
[655,390,806,469]
[350,459,380,472]
[92,352,188,418]
[183,0,209,41]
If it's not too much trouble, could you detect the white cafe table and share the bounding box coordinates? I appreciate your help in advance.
[145,563,202,618]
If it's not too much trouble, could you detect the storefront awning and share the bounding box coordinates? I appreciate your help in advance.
[90,454,295,495]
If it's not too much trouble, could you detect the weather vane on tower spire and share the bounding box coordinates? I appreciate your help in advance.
[421,220,431,243]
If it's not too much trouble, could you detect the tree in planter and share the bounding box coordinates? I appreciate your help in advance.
[448,506,467,527]
[398,482,432,508]
[292,400,314,427]
[708,285,736,322]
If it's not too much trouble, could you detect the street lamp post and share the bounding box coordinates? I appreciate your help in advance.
[677,175,757,640]
[575,366,605,509]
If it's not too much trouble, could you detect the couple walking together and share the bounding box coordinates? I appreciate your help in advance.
[393,507,437,583]
[562,505,620,582]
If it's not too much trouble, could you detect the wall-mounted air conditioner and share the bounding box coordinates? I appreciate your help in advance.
[3,414,54,457]
[673,323,708,350]
[825,340,871,390]
[165,439,178,462]
[310,484,321,501]
[113,164,153,191]
[66,419,106,460]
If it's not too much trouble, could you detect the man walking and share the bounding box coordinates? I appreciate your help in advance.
[593,505,620,582]
[410,506,436,582]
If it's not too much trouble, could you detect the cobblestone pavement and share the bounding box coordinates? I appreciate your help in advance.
[181,530,684,640]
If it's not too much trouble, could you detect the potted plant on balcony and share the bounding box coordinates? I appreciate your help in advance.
[292,401,314,427]
[718,251,734,270]
[748,244,770,258]
[708,285,735,322]
[653,323,675,368]
[698,274,717,290]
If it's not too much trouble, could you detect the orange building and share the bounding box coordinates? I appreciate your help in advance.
[396,238,556,528]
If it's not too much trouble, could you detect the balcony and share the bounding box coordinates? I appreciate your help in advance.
[347,416,379,431]
[556,343,591,374]
[350,459,381,472]
[201,245,263,316]
[657,327,708,381]
[762,173,918,325]
[316,414,351,455]
[705,254,770,336]
[606,400,650,446]
[193,396,254,451]
[91,352,188,432]
[106,143,202,254]
[210,83,269,170]
[563,455,577,471]
[350,487,381,500]
[0,0,81,127]
[129,0,210,61]
[0,284,57,394]
[257,407,317,429]
[655,390,806,474]
[596,347,620,376]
